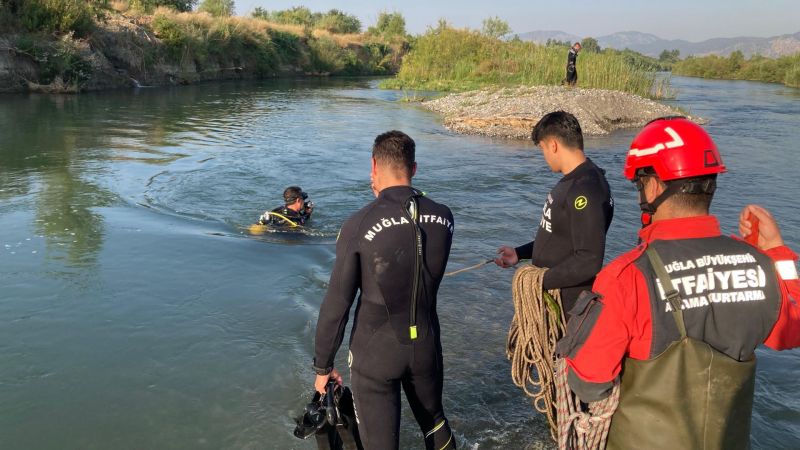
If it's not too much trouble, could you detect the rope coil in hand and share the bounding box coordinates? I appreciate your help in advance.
[507,265,566,439]
[507,264,619,448]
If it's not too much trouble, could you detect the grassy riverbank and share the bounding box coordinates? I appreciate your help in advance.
[0,1,405,93]
[381,25,670,98]
[673,51,800,88]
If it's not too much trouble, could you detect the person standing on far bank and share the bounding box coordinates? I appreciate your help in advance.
[313,131,457,450]
[558,117,800,449]
[495,111,614,314]
[562,42,581,86]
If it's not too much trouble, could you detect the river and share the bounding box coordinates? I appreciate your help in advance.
[1,76,798,449]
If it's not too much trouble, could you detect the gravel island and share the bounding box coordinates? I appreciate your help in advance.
[422,86,698,138]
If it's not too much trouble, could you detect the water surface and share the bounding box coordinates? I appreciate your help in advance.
[1,76,798,449]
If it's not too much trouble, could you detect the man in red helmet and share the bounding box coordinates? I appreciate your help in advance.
[557,117,800,449]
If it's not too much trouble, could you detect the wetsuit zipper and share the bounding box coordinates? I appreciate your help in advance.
[405,195,423,340]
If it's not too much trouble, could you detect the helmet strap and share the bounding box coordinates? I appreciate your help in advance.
[637,177,716,227]
[637,181,683,227]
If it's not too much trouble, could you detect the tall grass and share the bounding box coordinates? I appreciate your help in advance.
[147,8,398,76]
[382,25,662,98]
[673,52,800,88]
[150,9,279,75]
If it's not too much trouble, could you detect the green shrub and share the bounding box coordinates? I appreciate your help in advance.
[253,6,315,27]
[308,37,346,73]
[151,13,188,57]
[252,6,361,35]
[783,63,800,87]
[268,29,302,62]
[19,0,108,36]
[673,52,800,87]
[481,16,510,39]
[367,11,406,38]
[315,9,360,34]
[129,0,196,13]
[15,33,92,86]
[198,0,233,18]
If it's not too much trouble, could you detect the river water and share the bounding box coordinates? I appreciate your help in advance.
[1,76,798,449]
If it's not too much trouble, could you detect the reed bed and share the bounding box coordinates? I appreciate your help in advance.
[382,26,665,98]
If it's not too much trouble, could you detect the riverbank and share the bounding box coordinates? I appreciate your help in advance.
[422,85,696,138]
[0,7,404,94]
[673,52,800,88]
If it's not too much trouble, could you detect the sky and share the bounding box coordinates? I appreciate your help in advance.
[232,0,800,42]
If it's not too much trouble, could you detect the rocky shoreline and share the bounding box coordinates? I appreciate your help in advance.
[422,86,699,138]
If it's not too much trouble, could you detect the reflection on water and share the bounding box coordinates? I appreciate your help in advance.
[0,77,798,449]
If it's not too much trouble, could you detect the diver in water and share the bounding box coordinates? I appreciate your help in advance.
[259,186,314,228]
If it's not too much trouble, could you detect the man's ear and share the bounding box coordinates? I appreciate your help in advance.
[645,177,665,202]
[545,137,558,154]
[410,162,417,178]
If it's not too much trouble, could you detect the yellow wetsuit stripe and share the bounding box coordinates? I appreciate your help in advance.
[425,420,445,438]
[438,434,453,450]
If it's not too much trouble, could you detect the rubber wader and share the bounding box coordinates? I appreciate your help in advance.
[606,247,756,450]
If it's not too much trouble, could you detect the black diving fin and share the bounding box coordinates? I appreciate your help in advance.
[293,381,363,450]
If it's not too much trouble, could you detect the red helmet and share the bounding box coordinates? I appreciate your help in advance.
[624,117,726,181]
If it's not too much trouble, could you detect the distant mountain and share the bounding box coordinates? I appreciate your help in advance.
[515,30,580,45]
[515,30,800,58]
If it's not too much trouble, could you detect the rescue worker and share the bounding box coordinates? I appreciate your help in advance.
[562,42,581,86]
[558,117,800,449]
[312,131,457,450]
[495,111,614,313]
[258,186,313,227]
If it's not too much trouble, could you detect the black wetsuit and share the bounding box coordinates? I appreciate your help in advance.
[314,185,456,450]
[515,158,613,312]
[260,205,310,227]
[564,48,578,85]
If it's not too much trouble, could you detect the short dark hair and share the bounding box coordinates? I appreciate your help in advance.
[372,130,415,176]
[645,173,716,214]
[531,111,584,150]
[669,175,716,213]
[283,186,307,204]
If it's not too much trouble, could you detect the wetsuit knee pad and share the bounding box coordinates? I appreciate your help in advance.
[424,419,455,450]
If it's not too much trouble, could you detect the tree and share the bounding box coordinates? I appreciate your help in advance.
[198,0,234,17]
[729,50,745,71]
[481,16,511,39]
[659,49,681,64]
[316,9,361,34]
[546,38,571,47]
[368,11,406,37]
[580,37,601,53]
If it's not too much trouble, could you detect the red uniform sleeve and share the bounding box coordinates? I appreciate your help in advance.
[763,245,800,350]
[564,262,638,384]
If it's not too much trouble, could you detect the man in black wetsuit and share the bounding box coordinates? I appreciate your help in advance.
[562,42,581,86]
[258,186,313,227]
[495,111,613,313]
[312,131,456,450]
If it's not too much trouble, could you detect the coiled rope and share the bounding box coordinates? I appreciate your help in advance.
[507,265,566,439]
[555,359,619,450]
[508,264,619,448]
